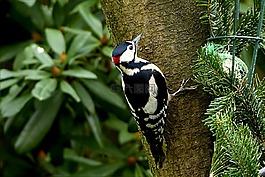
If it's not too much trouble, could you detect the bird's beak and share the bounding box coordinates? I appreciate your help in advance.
[133,33,142,46]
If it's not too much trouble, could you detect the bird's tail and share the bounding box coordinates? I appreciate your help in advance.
[149,137,166,168]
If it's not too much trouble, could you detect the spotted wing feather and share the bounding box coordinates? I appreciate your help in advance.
[122,63,168,167]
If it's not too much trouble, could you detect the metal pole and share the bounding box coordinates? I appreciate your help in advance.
[231,0,240,86]
[248,0,265,87]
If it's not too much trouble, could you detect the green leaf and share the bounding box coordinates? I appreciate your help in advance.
[1,84,27,120]
[70,0,99,14]
[0,69,50,80]
[22,58,39,65]
[62,67,97,79]
[64,27,100,64]
[72,163,123,177]
[45,28,66,55]
[63,27,92,35]
[64,148,102,166]
[0,79,19,91]
[144,169,153,177]
[82,80,131,121]
[66,32,91,57]
[15,91,63,153]
[0,69,18,80]
[102,142,125,159]
[79,5,102,38]
[85,111,103,148]
[65,156,102,166]
[29,3,46,29]
[25,71,51,80]
[14,45,35,69]
[102,46,113,58]
[4,103,32,133]
[82,80,126,110]
[60,80,80,102]
[135,164,145,177]
[0,41,32,62]
[52,2,65,27]
[0,69,22,80]
[32,78,57,101]
[37,63,54,70]
[104,116,137,144]
[38,158,68,176]
[1,93,32,117]
[1,84,26,107]
[128,117,138,132]
[31,44,53,66]
[68,33,100,64]
[71,135,125,159]
[18,0,36,7]
[73,81,95,114]
[119,126,138,145]
[13,51,25,70]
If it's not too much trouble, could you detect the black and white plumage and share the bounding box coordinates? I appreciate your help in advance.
[112,34,169,168]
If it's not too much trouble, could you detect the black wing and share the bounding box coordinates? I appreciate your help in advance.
[122,67,168,168]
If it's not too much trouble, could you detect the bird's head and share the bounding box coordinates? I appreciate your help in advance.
[112,34,142,65]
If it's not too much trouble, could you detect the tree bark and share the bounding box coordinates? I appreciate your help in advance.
[101,0,213,176]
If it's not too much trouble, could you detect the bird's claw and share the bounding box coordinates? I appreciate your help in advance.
[171,79,197,97]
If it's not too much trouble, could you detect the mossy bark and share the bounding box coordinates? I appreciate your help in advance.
[101,0,213,176]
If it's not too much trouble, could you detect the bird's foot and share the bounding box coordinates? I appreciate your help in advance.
[170,79,197,98]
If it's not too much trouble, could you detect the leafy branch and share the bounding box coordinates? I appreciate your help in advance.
[193,43,265,176]
[198,0,265,54]
[0,1,150,176]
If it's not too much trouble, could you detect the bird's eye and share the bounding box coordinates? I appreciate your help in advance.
[129,45,133,50]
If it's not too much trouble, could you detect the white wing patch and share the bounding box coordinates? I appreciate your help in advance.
[143,96,157,114]
[148,75,158,97]
[142,75,158,114]
[144,106,166,121]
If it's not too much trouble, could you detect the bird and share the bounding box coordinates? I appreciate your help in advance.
[111,34,194,168]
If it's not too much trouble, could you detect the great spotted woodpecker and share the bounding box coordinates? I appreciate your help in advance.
[111,34,194,168]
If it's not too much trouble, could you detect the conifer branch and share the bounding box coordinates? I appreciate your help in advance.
[193,43,264,176]
[193,44,231,96]
[198,0,265,53]
[195,0,265,175]
[205,94,262,176]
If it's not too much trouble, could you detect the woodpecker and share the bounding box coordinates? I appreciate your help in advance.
[112,34,193,168]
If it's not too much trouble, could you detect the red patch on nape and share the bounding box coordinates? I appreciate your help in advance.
[112,56,120,65]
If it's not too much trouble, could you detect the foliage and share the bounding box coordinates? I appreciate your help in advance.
[198,0,265,54]
[0,0,151,176]
[195,0,265,175]
[194,43,265,176]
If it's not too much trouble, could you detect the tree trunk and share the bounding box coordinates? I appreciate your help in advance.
[101,0,213,176]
